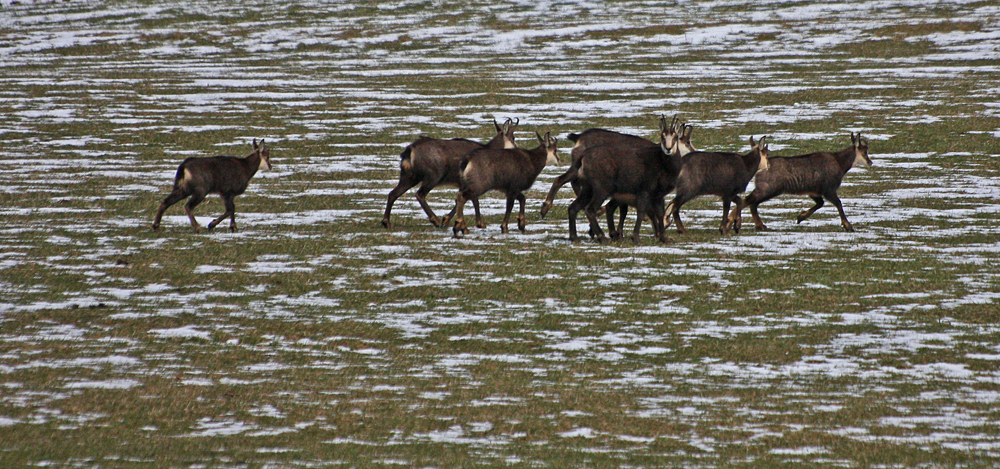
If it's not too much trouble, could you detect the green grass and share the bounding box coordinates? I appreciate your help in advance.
[2,1,1000,467]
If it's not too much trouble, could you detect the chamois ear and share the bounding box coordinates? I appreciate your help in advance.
[253,138,259,150]
[494,118,501,133]
[750,135,757,148]
[535,131,544,144]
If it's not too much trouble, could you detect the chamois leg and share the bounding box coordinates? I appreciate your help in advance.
[719,196,733,235]
[583,190,610,244]
[382,178,418,228]
[796,196,825,224]
[669,195,691,234]
[605,200,621,240]
[617,204,629,240]
[515,193,527,232]
[826,193,855,232]
[630,198,650,244]
[744,191,774,231]
[183,192,208,233]
[501,193,517,234]
[540,166,577,219]
[650,199,670,243]
[726,196,745,234]
[452,192,470,237]
[414,184,444,227]
[472,197,485,229]
[207,195,237,232]
[152,190,188,231]
[567,194,587,242]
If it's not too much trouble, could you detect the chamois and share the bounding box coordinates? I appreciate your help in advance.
[539,115,690,220]
[381,118,518,229]
[450,132,559,237]
[152,139,272,233]
[667,136,770,235]
[567,127,682,244]
[741,132,871,232]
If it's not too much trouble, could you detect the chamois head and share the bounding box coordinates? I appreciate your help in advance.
[659,126,680,156]
[851,132,872,167]
[659,114,680,155]
[253,139,272,171]
[494,118,519,149]
[750,135,769,173]
[534,131,559,165]
[677,124,696,156]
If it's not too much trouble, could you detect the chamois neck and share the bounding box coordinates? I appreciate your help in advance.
[242,150,262,175]
[833,145,857,172]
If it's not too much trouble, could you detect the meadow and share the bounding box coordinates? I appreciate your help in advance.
[1,0,1000,467]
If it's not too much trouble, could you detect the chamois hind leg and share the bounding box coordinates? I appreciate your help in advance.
[501,193,517,234]
[515,193,528,232]
[605,200,621,240]
[797,196,825,224]
[183,191,208,233]
[826,193,855,232]
[726,196,745,234]
[630,198,651,244]
[744,190,775,231]
[650,198,670,243]
[567,185,594,242]
[452,192,470,237]
[207,195,237,232]
[472,198,485,229]
[152,189,189,231]
[719,196,733,235]
[382,177,418,228]
[617,204,629,240]
[583,189,611,244]
[414,183,444,227]
[669,195,692,234]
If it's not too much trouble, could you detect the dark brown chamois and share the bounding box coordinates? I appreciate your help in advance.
[152,139,272,233]
[741,132,871,232]
[566,127,682,244]
[667,136,769,235]
[381,118,518,229]
[539,115,692,219]
[450,132,559,237]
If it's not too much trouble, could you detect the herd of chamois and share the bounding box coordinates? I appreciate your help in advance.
[151,117,871,242]
[379,116,870,243]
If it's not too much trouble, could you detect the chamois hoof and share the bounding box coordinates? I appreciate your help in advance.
[381,219,391,229]
[501,225,509,234]
[539,202,552,219]
[476,221,486,229]
[755,225,770,232]
[428,216,442,227]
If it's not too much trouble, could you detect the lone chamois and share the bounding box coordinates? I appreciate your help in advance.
[152,139,272,233]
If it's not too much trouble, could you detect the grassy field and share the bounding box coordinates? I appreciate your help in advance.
[2,1,1000,467]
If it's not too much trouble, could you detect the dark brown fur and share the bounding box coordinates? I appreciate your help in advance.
[742,133,871,232]
[381,119,518,228]
[152,139,271,233]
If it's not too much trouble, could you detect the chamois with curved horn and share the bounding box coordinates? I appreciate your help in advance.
[381,118,518,229]
[567,126,682,244]
[666,136,770,235]
[740,132,871,232]
[451,132,559,237]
